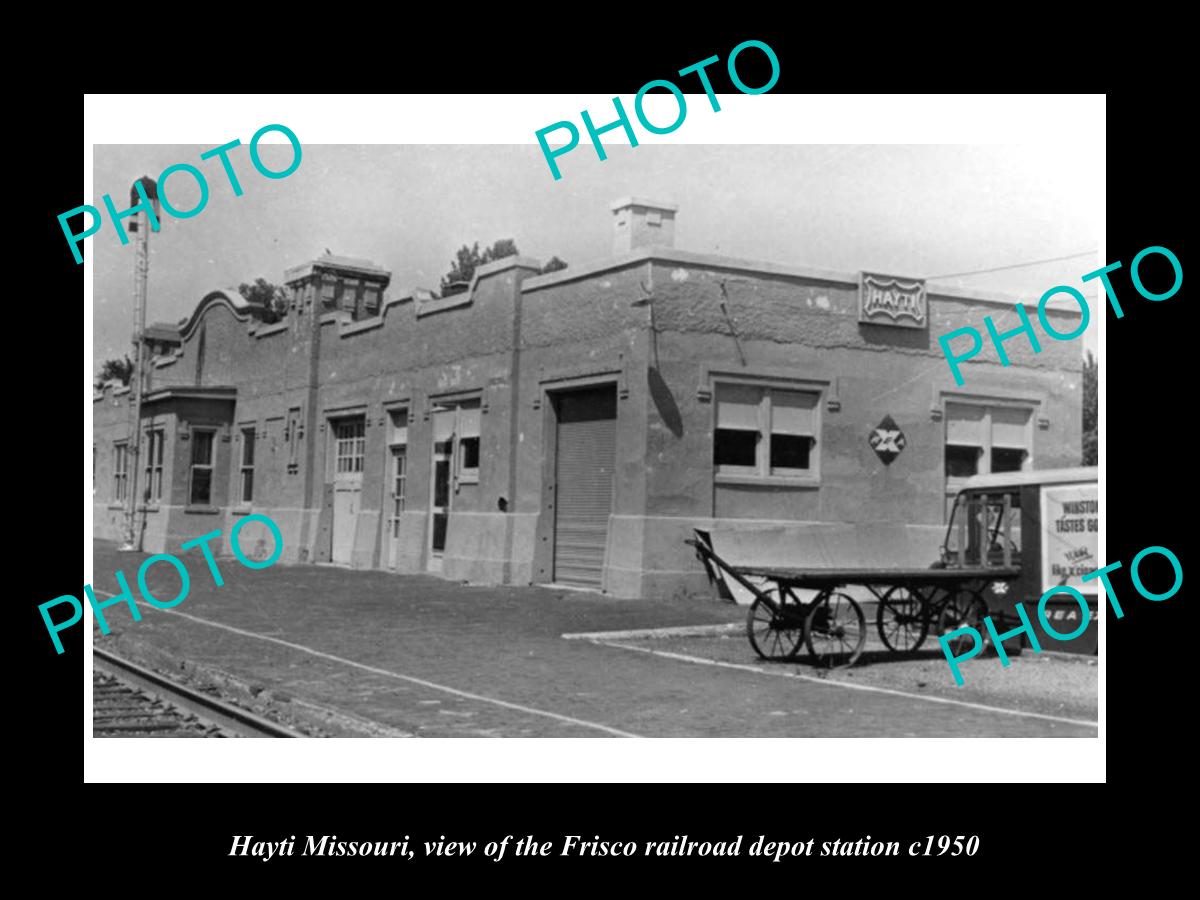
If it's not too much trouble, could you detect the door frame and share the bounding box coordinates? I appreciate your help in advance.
[534,374,621,587]
[326,409,367,566]
[427,431,452,572]
[380,400,411,571]
[424,391,484,572]
[385,443,407,569]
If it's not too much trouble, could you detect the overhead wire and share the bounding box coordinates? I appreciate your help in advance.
[926,250,1099,281]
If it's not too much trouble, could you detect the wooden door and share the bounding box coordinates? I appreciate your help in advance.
[552,386,617,587]
[331,417,365,565]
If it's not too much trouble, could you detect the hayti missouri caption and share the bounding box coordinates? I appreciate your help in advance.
[231,834,978,862]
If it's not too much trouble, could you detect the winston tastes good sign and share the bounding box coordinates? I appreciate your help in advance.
[1041,485,1099,591]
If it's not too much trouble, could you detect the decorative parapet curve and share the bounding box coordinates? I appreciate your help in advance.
[177,288,268,341]
[415,256,542,318]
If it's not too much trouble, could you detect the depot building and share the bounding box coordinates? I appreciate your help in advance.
[92,199,1085,599]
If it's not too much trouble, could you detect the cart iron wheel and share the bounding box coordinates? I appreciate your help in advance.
[746,587,807,661]
[805,590,866,667]
[876,585,931,653]
[936,588,989,655]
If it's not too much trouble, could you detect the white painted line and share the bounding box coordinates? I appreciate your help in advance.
[590,639,1099,730]
[563,623,742,641]
[91,591,640,739]
[542,582,604,595]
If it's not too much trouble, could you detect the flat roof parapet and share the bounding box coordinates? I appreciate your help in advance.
[284,253,391,284]
[610,197,678,213]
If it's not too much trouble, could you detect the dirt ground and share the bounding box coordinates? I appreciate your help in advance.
[87,541,1098,738]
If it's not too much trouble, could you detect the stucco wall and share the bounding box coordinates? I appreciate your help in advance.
[93,250,1085,602]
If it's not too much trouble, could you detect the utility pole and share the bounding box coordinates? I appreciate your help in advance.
[120,176,159,552]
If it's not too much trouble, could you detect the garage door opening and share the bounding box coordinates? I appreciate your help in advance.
[551,385,617,588]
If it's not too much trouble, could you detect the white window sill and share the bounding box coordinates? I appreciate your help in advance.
[715,474,820,488]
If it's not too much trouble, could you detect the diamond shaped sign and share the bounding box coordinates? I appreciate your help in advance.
[868,415,906,465]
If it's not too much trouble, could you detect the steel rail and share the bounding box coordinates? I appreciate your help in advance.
[93,646,300,738]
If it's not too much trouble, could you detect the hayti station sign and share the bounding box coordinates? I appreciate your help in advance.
[858,273,927,329]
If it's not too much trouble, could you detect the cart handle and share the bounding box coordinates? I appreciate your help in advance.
[685,534,779,609]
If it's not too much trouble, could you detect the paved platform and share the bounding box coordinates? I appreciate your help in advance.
[89,541,1098,738]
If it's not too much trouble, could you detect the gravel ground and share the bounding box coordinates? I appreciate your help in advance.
[615,627,1099,724]
[89,540,1097,737]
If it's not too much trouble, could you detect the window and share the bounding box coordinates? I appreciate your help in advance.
[113,441,129,502]
[286,407,302,472]
[714,384,759,472]
[457,402,481,483]
[390,450,407,537]
[990,406,1031,473]
[714,383,819,480]
[239,428,255,504]
[432,399,482,486]
[944,402,986,479]
[189,429,215,506]
[945,402,1032,482]
[143,428,164,504]
[363,288,380,317]
[339,282,358,315]
[334,418,365,474]
[945,491,1023,566]
[387,409,408,538]
[320,278,337,310]
[944,401,1033,517]
[195,323,207,384]
[769,390,816,474]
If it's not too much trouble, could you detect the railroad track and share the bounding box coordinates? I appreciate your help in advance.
[93,647,300,738]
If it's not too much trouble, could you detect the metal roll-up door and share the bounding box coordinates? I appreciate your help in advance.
[553,386,617,587]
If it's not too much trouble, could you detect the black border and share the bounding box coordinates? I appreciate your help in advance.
[36,38,1181,878]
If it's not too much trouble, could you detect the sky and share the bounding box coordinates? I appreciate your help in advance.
[91,143,1102,369]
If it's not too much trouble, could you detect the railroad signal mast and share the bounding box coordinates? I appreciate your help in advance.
[120,176,160,553]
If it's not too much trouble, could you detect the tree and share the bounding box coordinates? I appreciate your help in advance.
[1082,349,1097,466]
[486,238,518,263]
[96,355,133,390]
[540,256,568,274]
[441,239,520,289]
[239,277,290,323]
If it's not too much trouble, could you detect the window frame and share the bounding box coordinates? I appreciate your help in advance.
[943,397,1035,515]
[340,278,360,316]
[943,489,1023,569]
[386,408,408,539]
[332,417,366,476]
[455,400,482,486]
[238,426,256,506]
[389,447,407,538]
[430,396,483,488]
[711,377,823,486]
[285,407,302,473]
[113,440,129,503]
[188,427,217,508]
[363,286,381,318]
[457,436,480,485]
[320,277,337,310]
[143,427,165,505]
[944,400,1034,481]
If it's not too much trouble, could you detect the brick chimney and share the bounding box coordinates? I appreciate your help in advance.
[611,197,677,255]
